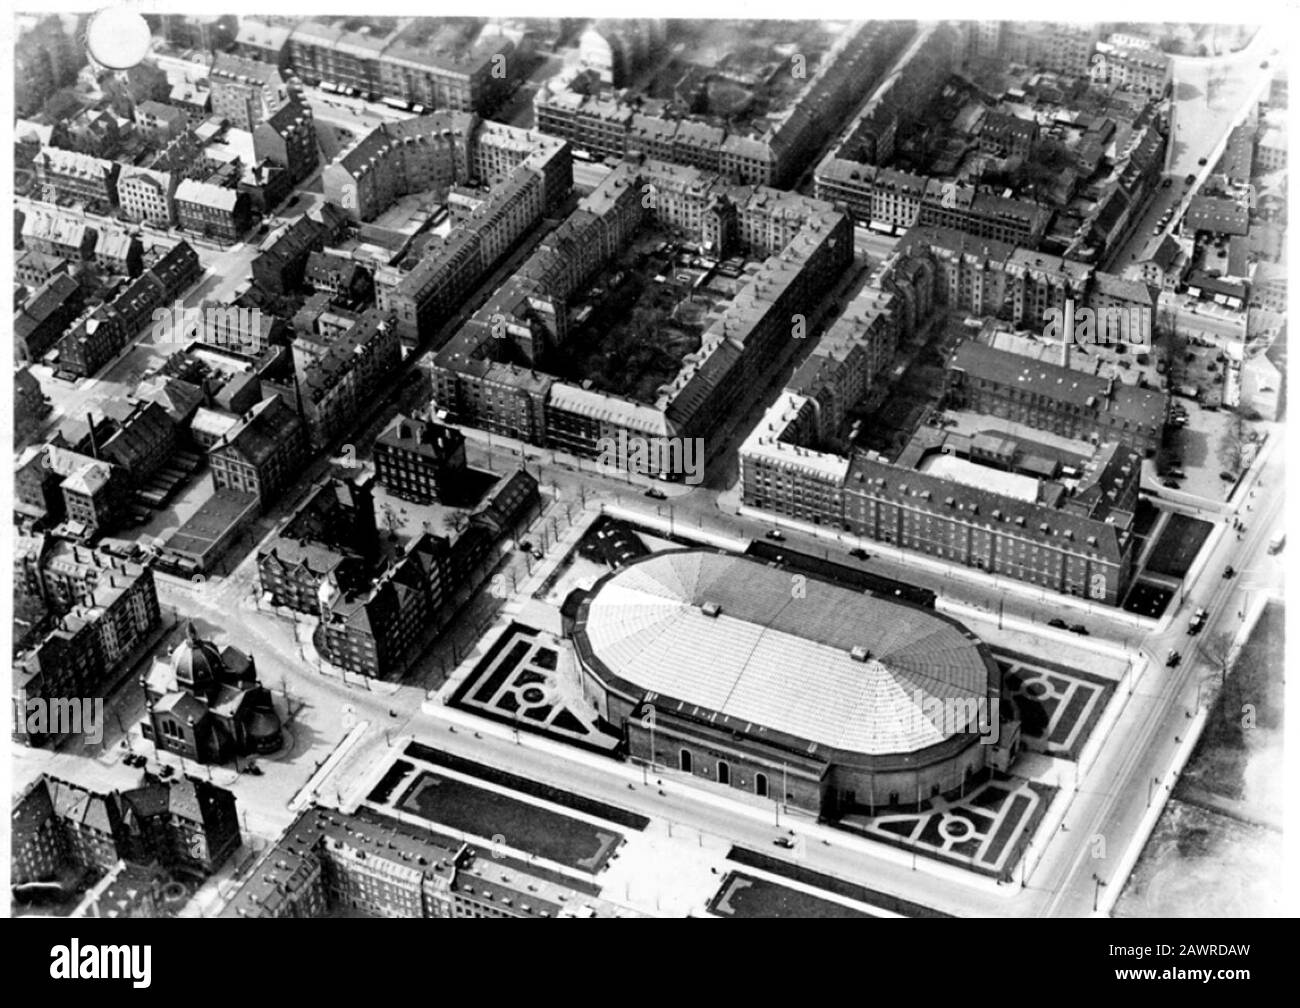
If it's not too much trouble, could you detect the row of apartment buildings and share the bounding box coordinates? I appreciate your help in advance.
[786,224,1167,454]
[36,93,316,241]
[218,803,631,918]
[14,541,162,746]
[965,22,1172,98]
[53,242,202,378]
[741,390,1143,604]
[896,225,1161,349]
[20,210,144,277]
[337,116,573,344]
[233,17,528,116]
[12,774,240,885]
[433,157,853,472]
[813,24,1051,248]
[292,307,403,451]
[532,21,909,188]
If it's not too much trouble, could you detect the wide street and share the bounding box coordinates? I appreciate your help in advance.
[1103,28,1274,273]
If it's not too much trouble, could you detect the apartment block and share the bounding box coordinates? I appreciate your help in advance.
[208,396,306,507]
[373,415,467,504]
[209,52,289,131]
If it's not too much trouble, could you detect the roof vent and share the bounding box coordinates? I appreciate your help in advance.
[701,601,721,618]
[850,646,871,662]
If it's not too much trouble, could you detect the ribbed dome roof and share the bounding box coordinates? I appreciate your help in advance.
[574,551,997,756]
[172,623,225,688]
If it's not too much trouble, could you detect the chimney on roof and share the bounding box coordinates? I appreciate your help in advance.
[85,413,99,459]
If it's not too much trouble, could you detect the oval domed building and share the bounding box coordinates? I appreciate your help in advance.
[568,550,1019,815]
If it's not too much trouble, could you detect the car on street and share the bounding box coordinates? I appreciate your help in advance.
[1168,468,1188,479]
[1219,471,1236,482]
[1223,565,1236,579]
[1198,157,1208,166]
[518,540,534,554]
[1162,479,1181,490]
[644,487,667,500]
[1069,624,1089,636]
[773,837,796,849]
[1048,618,1069,629]
[765,530,786,541]
[1166,650,1182,668]
[1189,608,1209,634]
[1185,174,1197,186]
[848,548,869,560]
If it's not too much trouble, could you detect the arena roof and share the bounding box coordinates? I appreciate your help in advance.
[574,550,997,757]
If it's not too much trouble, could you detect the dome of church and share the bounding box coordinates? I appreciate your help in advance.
[171,623,225,689]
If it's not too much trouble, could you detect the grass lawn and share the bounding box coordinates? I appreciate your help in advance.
[709,872,874,918]
[1182,601,1285,801]
[397,770,623,872]
[1145,512,1214,578]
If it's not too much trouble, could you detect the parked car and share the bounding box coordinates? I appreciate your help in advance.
[1189,608,1209,634]
[644,487,667,500]
[1161,177,1173,188]
[1047,618,1069,629]
[518,540,534,554]
[765,530,786,541]
[1162,480,1181,490]
[1223,565,1236,579]
[849,548,869,560]
[1069,624,1090,636]
[1219,471,1236,482]
[773,837,796,849]
[1198,157,1208,166]
[1169,468,1188,479]
[1185,174,1197,186]
[1166,650,1182,668]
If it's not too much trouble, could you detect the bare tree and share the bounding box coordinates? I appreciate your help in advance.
[1216,412,1251,474]
[446,510,471,536]
[381,503,401,539]
[1202,630,1235,689]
